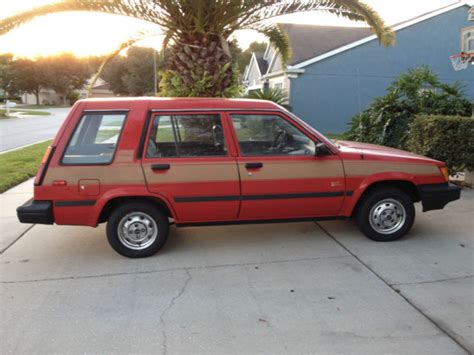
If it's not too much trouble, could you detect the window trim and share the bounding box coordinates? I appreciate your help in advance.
[60,110,128,166]
[228,111,320,158]
[461,26,474,53]
[144,111,231,160]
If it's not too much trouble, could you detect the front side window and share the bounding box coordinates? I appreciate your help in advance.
[146,114,227,158]
[62,112,127,164]
[231,114,315,156]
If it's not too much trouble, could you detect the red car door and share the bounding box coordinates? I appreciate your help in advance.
[227,112,345,220]
[142,111,240,223]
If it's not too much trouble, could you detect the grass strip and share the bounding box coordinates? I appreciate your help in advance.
[0,140,52,193]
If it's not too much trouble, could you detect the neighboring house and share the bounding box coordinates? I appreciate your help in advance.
[21,78,115,105]
[243,2,473,133]
[78,78,115,99]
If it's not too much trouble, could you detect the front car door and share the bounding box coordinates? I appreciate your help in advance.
[141,111,240,223]
[228,112,345,220]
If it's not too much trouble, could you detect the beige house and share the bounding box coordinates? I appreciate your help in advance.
[21,78,115,105]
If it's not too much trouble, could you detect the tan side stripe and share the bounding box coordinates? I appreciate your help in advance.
[239,161,344,180]
[344,161,439,176]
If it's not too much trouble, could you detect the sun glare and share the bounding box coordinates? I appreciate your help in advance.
[0,0,466,58]
[0,3,163,58]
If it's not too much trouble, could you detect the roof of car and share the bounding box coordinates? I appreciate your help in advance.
[79,97,283,111]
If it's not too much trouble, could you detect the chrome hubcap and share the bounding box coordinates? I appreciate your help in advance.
[369,198,406,235]
[118,212,158,250]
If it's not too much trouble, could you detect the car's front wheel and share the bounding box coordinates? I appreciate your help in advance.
[355,188,415,242]
[106,202,169,258]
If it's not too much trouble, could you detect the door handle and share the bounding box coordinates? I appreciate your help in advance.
[245,162,263,169]
[151,164,170,171]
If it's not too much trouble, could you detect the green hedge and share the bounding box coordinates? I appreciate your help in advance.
[407,115,474,172]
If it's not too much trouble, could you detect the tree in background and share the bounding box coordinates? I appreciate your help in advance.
[101,47,164,96]
[43,53,91,105]
[1,0,395,98]
[14,58,47,105]
[0,54,19,100]
[344,66,473,149]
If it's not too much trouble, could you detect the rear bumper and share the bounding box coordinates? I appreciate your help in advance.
[17,199,54,224]
[418,183,461,212]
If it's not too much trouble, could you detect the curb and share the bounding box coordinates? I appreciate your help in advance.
[0,139,51,155]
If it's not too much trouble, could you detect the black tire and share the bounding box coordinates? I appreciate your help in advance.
[355,188,415,242]
[106,202,169,258]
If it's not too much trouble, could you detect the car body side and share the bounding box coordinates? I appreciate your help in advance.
[27,98,453,228]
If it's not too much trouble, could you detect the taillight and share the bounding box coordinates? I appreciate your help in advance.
[41,146,53,164]
[34,146,55,186]
[439,166,449,182]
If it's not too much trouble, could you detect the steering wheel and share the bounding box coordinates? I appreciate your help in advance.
[271,129,288,151]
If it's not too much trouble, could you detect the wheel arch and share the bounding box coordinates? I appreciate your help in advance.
[346,174,421,217]
[97,195,175,224]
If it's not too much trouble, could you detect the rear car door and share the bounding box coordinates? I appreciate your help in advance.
[141,111,240,223]
[229,112,345,220]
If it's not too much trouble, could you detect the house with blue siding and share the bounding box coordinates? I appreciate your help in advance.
[243,2,473,133]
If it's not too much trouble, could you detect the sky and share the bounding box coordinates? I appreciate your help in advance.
[0,0,471,58]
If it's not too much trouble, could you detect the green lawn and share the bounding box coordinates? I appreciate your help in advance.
[0,140,52,193]
[19,104,70,109]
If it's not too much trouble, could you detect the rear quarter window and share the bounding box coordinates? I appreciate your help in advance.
[62,112,127,165]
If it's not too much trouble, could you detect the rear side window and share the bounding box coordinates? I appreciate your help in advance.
[146,114,227,158]
[62,112,127,165]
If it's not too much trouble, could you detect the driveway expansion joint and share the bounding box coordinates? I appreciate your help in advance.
[1,224,35,254]
[390,274,474,287]
[315,221,472,355]
[0,254,351,284]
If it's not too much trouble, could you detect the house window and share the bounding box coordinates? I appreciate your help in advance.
[462,26,474,53]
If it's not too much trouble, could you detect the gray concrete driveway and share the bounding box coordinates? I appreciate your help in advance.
[1,187,473,354]
[0,107,70,152]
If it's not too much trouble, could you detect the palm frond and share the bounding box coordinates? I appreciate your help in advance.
[333,0,395,46]
[240,0,394,47]
[248,23,291,63]
[245,87,289,106]
[0,0,163,35]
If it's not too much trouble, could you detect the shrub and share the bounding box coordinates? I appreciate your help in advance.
[244,87,289,108]
[344,66,473,149]
[407,115,474,172]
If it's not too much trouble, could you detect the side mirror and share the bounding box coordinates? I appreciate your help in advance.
[315,142,330,157]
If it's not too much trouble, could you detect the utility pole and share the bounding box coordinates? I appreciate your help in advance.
[153,49,157,96]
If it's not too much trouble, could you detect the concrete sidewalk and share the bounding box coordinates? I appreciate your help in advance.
[0,186,472,354]
[0,178,34,253]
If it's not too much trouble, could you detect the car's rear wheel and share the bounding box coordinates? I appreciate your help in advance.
[355,188,415,242]
[106,202,169,258]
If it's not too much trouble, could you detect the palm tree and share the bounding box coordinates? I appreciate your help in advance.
[245,87,289,106]
[1,0,395,97]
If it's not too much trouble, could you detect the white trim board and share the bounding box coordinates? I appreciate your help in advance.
[288,2,470,70]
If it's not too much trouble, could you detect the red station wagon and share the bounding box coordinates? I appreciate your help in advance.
[17,98,461,258]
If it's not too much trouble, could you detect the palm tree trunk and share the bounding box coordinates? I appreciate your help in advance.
[162,33,239,97]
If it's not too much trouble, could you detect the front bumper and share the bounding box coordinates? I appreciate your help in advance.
[418,183,461,212]
[17,199,54,224]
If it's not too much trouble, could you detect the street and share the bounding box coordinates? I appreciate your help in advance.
[1,181,472,354]
[0,107,70,152]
